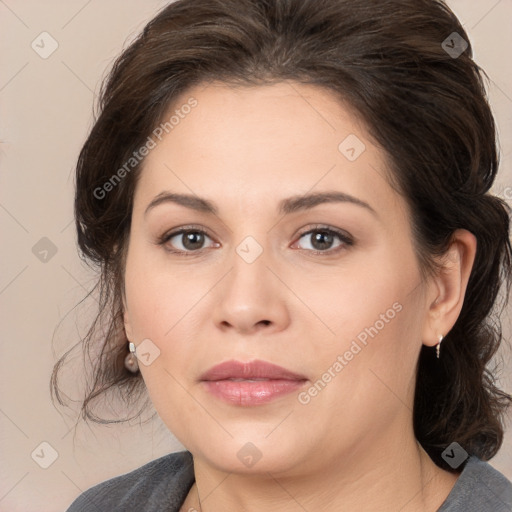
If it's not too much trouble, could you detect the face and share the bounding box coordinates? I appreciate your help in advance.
[123,81,431,476]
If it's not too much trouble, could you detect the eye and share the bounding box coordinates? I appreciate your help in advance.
[158,226,218,255]
[157,224,353,257]
[293,225,353,255]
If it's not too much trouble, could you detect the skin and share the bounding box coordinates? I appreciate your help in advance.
[122,81,476,512]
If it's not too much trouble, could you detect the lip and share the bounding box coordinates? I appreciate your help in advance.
[200,359,307,381]
[200,359,308,406]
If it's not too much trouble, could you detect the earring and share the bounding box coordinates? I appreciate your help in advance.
[436,334,443,359]
[124,342,139,373]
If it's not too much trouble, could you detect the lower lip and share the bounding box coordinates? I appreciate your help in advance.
[202,379,307,406]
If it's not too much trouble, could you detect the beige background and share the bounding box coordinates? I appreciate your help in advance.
[1,1,511,511]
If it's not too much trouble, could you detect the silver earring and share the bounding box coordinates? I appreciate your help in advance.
[125,342,139,373]
[436,334,443,359]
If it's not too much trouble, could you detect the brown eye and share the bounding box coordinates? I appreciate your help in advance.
[295,226,353,255]
[176,231,207,251]
[159,228,217,255]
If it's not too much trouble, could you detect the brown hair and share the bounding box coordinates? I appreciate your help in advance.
[51,0,512,471]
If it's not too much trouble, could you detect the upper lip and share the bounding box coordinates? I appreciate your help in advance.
[200,359,307,381]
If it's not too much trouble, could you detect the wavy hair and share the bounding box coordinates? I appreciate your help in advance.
[51,0,512,471]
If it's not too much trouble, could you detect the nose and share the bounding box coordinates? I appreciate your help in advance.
[211,241,291,336]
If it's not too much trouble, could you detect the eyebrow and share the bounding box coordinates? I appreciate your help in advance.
[144,191,377,217]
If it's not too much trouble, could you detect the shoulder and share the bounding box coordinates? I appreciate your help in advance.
[438,455,512,512]
[65,450,195,512]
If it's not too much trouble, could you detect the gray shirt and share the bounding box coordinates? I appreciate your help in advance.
[66,450,512,511]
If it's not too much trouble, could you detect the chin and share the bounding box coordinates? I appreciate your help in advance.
[187,431,309,476]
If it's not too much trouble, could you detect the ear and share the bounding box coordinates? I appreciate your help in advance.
[122,295,134,342]
[421,229,477,348]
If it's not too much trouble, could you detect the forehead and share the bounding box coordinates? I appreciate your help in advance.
[133,81,404,220]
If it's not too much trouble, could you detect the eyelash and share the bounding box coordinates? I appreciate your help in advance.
[156,224,354,257]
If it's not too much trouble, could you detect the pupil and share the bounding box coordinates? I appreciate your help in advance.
[313,231,332,250]
[184,232,203,250]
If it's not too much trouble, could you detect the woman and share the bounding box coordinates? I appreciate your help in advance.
[55,0,512,510]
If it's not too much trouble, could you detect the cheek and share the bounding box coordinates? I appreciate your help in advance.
[300,289,423,442]
[123,244,190,341]
[123,243,205,394]
[303,260,415,348]
[304,256,423,406]
[124,254,199,430]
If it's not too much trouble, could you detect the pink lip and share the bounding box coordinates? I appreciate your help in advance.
[200,360,308,406]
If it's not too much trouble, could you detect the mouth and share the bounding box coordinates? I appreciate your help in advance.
[200,359,308,406]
